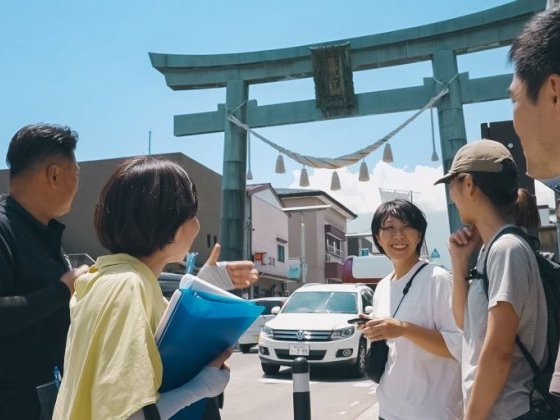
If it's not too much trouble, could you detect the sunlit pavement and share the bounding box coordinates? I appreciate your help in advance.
[221,348,379,420]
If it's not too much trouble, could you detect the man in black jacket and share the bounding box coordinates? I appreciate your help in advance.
[0,124,88,419]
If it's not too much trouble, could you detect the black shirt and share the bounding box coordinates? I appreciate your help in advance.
[0,195,71,419]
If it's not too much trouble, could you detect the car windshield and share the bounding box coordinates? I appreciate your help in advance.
[254,300,286,315]
[282,291,357,314]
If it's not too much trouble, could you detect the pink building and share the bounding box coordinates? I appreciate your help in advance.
[246,184,294,298]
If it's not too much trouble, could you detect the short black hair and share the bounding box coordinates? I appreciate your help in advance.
[95,157,198,257]
[6,124,78,177]
[509,7,560,102]
[371,199,427,256]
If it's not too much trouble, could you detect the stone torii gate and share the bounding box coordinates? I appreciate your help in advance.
[151,0,546,261]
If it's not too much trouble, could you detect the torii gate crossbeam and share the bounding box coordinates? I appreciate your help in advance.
[151,0,546,261]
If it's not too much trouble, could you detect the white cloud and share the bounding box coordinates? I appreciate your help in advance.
[289,161,447,215]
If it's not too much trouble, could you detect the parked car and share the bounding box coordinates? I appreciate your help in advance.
[238,297,288,353]
[158,272,183,299]
[258,283,373,377]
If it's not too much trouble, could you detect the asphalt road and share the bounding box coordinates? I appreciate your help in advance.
[221,348,379,420]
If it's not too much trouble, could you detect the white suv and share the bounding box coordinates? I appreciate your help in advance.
[258,283,373,377]
[238,297,288,353]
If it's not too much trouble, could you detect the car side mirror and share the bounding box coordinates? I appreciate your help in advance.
[271,306,281,315]
[364,305,374,315]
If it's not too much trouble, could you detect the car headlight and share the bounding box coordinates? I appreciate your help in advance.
[262,325,274,337]
[331,326,355,340]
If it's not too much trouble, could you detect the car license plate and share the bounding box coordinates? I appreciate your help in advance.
[289,344,310,356]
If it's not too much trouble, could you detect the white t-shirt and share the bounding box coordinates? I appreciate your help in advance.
[462,226,547,419]
[372,261,463,420]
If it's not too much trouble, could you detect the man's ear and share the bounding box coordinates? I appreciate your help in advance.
[46,163,61,187]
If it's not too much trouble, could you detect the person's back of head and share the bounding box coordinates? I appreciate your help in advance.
[95,156,198,258]
[435,140,539,228]
[7,124,77,179]
[469,158,519,211]
[468,152,541,233]
[509,7,560,103]
[6,124,79,222]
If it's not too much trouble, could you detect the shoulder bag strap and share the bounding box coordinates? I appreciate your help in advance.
[391,262,428,318]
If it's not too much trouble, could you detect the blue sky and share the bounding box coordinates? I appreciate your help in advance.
[2,0,547,268]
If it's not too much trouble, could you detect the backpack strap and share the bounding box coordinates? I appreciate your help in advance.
[480,226,532,296]
[479,226,541,374]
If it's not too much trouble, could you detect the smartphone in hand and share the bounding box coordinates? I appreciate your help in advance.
[347,317,368,325]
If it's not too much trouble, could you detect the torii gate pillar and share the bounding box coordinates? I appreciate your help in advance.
[222,80,248,260]
[433,50,466,232]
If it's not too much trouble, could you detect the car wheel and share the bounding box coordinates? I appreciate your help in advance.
[349,340,366,378]
[239,344,252,353]
[261,362,280,375]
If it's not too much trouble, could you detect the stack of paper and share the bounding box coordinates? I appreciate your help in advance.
[155,275,264,419]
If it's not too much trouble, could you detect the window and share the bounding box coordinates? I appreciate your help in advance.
[282,291,357,314]
[277,244,285,263]
[326,235,342,257]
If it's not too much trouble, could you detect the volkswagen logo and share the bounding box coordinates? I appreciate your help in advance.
[296,330,305,341]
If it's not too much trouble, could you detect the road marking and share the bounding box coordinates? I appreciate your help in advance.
[350,401,360,407]
[259,378,318,385]
[352,382,374,388]
[356,402,379,420]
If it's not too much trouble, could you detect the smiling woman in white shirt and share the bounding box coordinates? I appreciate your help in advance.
[360,199,462,420]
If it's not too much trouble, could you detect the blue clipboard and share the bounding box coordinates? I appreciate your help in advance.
[155,276,264,419]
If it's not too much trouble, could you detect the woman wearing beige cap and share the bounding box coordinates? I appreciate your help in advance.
[437,139,551,419]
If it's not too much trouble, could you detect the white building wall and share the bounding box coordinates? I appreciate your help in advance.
[251,193,289,277]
